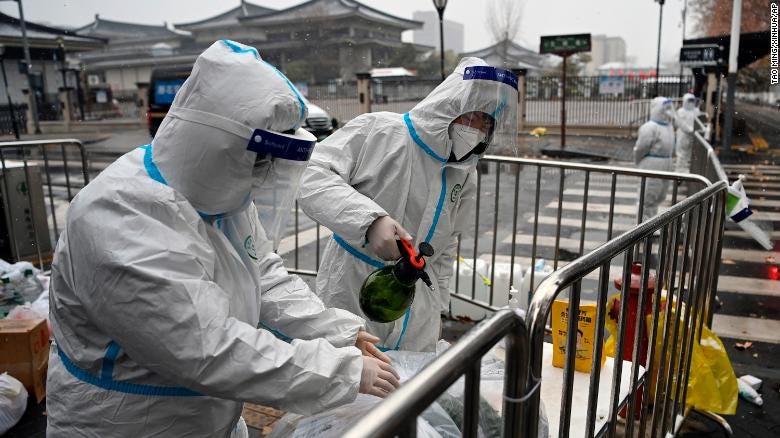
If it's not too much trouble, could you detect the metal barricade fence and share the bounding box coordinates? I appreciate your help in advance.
[343,308,528,438]
[342,180,727,438]
[0,139,90,269]
[522,181,727,437]
[691,118,728,184]
[285,156,711,318]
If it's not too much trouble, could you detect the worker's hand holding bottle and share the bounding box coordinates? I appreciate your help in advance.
[366,216,413,260]
[359,356,401,398]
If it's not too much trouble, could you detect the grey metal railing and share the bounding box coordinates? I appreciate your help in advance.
[0,139,90,268]
[286,155,712,318]
[342,180,727,437]
[691,118,728,184]
[343,308,528,438]
[521,180,727,437]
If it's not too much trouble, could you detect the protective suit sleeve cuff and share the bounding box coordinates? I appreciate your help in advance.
[325,309,366,347]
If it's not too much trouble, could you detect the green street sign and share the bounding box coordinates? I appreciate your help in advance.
[540,33,592,56]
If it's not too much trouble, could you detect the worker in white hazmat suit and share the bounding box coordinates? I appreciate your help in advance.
[674,93,701,174]
[298,58,518,352]
[634,96,676,222]
[45,40,399,438]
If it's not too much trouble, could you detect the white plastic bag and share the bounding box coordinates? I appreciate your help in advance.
[727,175,773,250]
[0,372,28,434]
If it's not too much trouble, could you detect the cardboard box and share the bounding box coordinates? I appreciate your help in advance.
[552,299,605,373]
[0,319,49,401]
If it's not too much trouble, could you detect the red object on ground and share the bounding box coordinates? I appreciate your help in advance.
[613,262,656,365]
[613,262,657,419]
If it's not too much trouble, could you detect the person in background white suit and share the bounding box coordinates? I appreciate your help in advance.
[634,96,676,222]
[675,93,701,174]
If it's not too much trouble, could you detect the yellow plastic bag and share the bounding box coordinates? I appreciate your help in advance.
[604,293,737,415]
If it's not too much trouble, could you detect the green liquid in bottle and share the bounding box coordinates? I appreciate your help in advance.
[359,265,416,323]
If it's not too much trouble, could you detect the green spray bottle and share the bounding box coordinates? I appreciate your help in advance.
[359,239,435,323]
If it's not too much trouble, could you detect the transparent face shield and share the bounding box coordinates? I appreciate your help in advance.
[249,127,317,251]
[448,66,519,161]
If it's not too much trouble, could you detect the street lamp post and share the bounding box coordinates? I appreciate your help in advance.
[432,0,448,82]
[13,0,41,134]
[678,0,688,97]
[0,45,20,139]
[654,0,665,97]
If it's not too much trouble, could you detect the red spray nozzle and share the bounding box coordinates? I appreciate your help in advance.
[395,240,435,290]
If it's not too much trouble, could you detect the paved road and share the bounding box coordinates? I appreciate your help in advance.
[736,102,780,150]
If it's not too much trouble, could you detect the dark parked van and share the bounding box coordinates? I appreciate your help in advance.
[147,65,191,137]
[147,65,339,140]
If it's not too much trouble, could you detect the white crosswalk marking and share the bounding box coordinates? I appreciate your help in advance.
[712,314,780,344]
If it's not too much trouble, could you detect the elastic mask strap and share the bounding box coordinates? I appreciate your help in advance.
[166,106,254,139]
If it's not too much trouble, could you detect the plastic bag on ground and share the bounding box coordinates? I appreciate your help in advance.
[267,394,456,438]
[268,340,548,437]
[0,372,28,435]
[604,293,737,415]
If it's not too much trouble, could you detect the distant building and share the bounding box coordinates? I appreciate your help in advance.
[461,40,545,72]
[0,12,103,104]
[72,0,425,92]
[586,35,627,75]
[74,14,192,94]
[596,62,673,77]
[411,10,464,55]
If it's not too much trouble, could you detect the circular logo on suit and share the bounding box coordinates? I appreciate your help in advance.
[244,235,258,260]
[451,184,463,203]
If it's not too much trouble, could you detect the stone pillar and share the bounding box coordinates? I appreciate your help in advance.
[356,72,371,115]
[58,87,73,125]
[21,89,35,134]
[512,68,528,132]
[136,82,149,125]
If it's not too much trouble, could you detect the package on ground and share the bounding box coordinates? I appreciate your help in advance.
[0,319,49,401]
[268,341,548,438]
[551,300,604,373]
[449,257,523,320]
[0,372,28,435]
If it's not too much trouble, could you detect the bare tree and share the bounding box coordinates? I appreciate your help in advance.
[485,0,526,68]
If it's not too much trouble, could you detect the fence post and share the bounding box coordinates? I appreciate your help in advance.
[512,68,527,133]
[58,86,73,126]
[136,82,149,126]
[356,72,371,115]
[21,89,35,135]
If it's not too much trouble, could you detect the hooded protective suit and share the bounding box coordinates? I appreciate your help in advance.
[298,58,518,352]
[46,40,365,438]
[634,96,675,221]
[674,93,700,174]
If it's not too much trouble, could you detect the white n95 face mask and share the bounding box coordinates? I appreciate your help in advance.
[449,123,487,161]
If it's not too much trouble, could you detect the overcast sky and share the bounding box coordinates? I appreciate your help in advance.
[0,0,690,66]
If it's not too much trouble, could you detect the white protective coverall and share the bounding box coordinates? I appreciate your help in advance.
[298,57,518,352]
[634,96,676,221]
[674,93,700,174]
[46,40,365,438]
